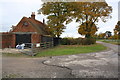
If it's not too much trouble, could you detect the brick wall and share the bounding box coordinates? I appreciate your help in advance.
[12,17,37,33]
[11,34,16,48]
[31,34,41,43]
[0,33,13,48]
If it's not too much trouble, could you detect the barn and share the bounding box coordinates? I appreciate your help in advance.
[0,12,53,48]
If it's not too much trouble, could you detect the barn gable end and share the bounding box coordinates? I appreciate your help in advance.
[12,17,38,33]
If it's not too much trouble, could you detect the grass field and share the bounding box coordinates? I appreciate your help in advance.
[102,41,120,45]
[97,39,120,45]
[35,43,107,57]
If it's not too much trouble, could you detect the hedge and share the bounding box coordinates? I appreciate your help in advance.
[60,38,96,45]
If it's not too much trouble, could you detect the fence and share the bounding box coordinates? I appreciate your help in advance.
[18,42,53,56]
[41,36,61,46]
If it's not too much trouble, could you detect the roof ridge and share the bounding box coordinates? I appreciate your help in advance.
[26,17,49,35]
[27,17,45,25]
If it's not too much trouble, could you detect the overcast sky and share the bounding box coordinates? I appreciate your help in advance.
[0,0,119,38]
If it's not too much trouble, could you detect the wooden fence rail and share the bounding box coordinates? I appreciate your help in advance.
[21,42,53,56]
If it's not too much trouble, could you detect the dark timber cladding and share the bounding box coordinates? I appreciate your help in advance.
[41,35,53,43]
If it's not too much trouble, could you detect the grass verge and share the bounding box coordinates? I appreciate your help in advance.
[97,39,120,45]
[35,43,107,57]
[102,41,120,45]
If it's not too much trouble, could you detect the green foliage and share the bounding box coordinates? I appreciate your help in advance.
[60,38,69,45]
[81,38,96,45]
[61,37,96,45]
[62,37,79,45]
[99,39,120,45]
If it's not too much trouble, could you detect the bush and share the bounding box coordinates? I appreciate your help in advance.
[61,37,96,45]
[81,38,96,45]
[60,38,70,45]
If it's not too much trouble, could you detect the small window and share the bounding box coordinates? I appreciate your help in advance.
[23,22,28,26]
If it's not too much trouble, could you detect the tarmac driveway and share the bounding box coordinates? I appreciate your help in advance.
[2,41,119,78]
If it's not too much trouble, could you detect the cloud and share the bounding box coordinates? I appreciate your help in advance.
[106,0,119,3]
[0,0,42,3]
[118,1,120,21]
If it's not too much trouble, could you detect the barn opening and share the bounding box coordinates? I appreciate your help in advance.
[16,34,31,47]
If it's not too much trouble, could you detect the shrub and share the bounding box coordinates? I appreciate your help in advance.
[69,38,77,45]
[61,37,96,45]
[60,38,70,45]
[81,38,96,45]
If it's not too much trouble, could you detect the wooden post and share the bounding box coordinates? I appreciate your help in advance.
[31,43,34,56]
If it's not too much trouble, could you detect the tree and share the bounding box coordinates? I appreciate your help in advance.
[73,2,112,38]
[114,21,120,35]
[97,33,106,39]
[38,2,71,38]
[114,21,120,39]
[78,21,98,38]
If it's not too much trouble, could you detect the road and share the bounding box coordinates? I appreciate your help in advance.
[2,41,119,78]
